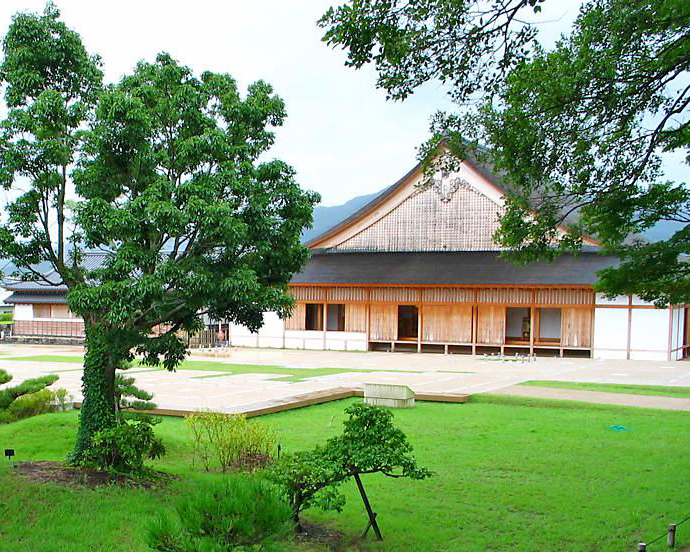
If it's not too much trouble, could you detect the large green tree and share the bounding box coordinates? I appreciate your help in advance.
[320,0,690,305]
[0,5,318,459]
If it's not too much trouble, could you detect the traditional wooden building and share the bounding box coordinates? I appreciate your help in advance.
[4,154,688,360]
[229,155,688,361]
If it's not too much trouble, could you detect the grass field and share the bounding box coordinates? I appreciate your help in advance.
[520,380,690,398]
[1,395,689,551]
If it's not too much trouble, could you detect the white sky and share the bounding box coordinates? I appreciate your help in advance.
[0,1,685,207]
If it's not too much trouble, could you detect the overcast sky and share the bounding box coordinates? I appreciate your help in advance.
[0,1,685,207]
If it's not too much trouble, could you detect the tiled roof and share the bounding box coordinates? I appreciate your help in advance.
[291,251,617,286]
[5,292,68,304]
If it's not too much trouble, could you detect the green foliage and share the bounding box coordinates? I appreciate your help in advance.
[268,446,347,525]
[148,476,292,552]
[0,388,54,424]
[4,400,690,551]
[319,0,544,103]
[0,368,11,385]
[0,4,318,461]
[0,374,58,410]
[0,370,60,424]
[81,416,165,474]
[115,363,156,414]
[51,388,74,411]
[186,410,276,473]
[321,0,690,305]
[0,312,12,322]
[335,402,433,479]
[268,402,430,527]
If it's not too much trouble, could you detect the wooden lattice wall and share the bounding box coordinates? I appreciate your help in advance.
[331,186,504,252]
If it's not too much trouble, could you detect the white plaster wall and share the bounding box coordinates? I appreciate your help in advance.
[670,306,684,360]
[326,332,367,351]
[632,295,655,306]
[595,293,629,306]
[282,330,367,351]
[539,308,561,340]
[258,312,285,337]
[670,308,681,351]
[593,308,628,356]
[13,304,33,321]
[630,309,669,359]
[228,313,286,349]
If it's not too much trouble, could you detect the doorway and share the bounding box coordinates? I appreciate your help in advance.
[397,305,418,340]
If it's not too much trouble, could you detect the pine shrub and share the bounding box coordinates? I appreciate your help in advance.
[149,476,291,552]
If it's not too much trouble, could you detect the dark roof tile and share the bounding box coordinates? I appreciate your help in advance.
[291,251,617,286]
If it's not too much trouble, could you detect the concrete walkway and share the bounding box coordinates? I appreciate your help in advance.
[2,343,690,413]
[492,385,690,411]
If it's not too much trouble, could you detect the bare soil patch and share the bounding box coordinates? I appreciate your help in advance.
[13,461,170,488]
[293,521,357,552]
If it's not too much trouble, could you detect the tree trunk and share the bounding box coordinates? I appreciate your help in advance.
[69,323,120,462]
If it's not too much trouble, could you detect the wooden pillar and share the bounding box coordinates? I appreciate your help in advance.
[472,290,478,355]
[668,303,674,362]
[529,291,535,357]
[365,289,371,351]
[322,290,328,350]
[589,290,596,359]
[626,295,632,360]
[417,288,422,353]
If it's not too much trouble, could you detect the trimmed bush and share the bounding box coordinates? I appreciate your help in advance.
[0,388,54,423]
[186,411,276,473]
[81,416,165,474]
[149,476,291,552]
[0,372,60,424]
[0,368,11,385]
[0,374,59,409]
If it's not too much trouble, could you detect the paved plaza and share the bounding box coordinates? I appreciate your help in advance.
[1,344,690,413]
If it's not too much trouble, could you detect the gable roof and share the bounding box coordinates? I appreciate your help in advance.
[306,161,422,249]
[306,147,600,252]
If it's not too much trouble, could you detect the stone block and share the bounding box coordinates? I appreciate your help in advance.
[364,383,415,408]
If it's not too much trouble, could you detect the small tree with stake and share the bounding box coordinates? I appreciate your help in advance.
[269,403,431,538]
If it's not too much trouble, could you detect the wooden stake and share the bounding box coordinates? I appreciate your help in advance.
[354,472,382,541]
[668,524,676,548]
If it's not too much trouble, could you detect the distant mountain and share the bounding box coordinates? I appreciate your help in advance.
[301,189,384,243]
[641,220,685,242]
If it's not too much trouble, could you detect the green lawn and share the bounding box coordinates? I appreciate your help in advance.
[5,355,85,363]
[520,379,690,398]
[3,355,433,382]
[1,395,689,551]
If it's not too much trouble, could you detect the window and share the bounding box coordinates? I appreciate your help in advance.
[327,304,345,331]
[305,303,323,330]
[33,304,51,318]
[397,305,418,339]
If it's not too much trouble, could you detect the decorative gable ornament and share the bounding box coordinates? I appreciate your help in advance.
[433,172,471,202]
